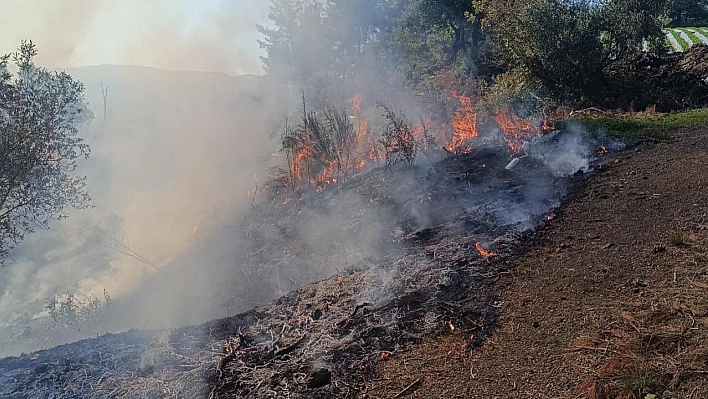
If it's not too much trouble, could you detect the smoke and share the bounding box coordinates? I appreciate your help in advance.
[0,65,284,356]
[0,0,611,363]
[0,0,268,75]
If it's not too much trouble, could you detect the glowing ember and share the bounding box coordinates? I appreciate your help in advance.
[475,242,498,258]
[448,91,478,152]
[542,119,555,132]
[369,144,383,162]
[282,197,293,206]
[599,145,608,155]
[547,215,554,221]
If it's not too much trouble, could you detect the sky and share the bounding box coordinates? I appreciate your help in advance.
[0,0,270,75]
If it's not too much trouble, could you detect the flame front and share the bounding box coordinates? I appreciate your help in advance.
[280,92,552,203]
[448,91,478,152]
[495,110,540,154]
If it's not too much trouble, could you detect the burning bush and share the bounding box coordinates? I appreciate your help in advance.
[269,97,379,195]
[378,102,430,167]
[267,91,554,200]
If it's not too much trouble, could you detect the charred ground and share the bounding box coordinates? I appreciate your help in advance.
[3,123,704,399]
[366,124,708,399]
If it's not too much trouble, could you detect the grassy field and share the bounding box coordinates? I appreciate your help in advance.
[560,108,708,139]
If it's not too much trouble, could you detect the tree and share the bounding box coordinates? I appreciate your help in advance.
[0,41,92,261]
[479,0,668,107]
[387,0,482,80]
[666,0,708,26]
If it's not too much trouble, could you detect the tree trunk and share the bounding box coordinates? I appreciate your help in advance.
[451,25,463,62]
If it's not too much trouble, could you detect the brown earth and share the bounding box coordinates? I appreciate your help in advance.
[365,125,708,399]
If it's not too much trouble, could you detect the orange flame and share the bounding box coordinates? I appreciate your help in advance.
[290,142,313,181]
[369,144,383,162]
[599,145,608,155]
[476,242,498,258]
[351,94,363,113]
[494,110,540,154]
[448,91,478,152]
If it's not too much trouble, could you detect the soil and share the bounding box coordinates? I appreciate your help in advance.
[365,124,708,399]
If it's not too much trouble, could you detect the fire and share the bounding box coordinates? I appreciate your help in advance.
[290,142,313,181]
[278,90,554,206]
[547,215,554,221]
[475,242,498,258]
[282,197,292,206]
[369,144,383,162]
[351,94,363,113]
[542,119,555,131]
[599,145,608,155]
[448,91,478,152]
[494,110,540,154]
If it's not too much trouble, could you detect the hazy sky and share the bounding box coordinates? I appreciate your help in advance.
[0,0,270,75]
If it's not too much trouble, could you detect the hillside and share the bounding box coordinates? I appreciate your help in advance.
[2,120,706,398]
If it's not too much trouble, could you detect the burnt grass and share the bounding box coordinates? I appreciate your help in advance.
[0,134,603,398]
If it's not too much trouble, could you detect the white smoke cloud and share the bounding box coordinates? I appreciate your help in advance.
[0,0,269,75]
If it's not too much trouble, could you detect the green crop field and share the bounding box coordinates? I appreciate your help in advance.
[664,27,708,52]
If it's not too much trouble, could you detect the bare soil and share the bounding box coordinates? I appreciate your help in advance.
[365,125,708,399]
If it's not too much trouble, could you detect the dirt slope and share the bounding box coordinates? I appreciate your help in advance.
[365,125,708,399]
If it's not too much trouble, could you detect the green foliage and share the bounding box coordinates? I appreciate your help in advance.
[478,68,545,112]
[670,231,686,246]
[257,0,488,105]
[45,293,103,331]
[559,108,708,138]
[0,41,93,261]
[666,0,708,27]
[504,0,667,106]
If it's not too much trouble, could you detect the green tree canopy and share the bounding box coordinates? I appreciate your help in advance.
[666,0,708,26]
[0,41,92,261]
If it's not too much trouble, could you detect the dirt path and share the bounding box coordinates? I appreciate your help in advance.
[365,125,708,399]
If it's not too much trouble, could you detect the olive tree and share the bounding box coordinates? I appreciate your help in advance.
[0,41,92,261]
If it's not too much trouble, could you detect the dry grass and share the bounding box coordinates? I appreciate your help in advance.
[574,286,708,398]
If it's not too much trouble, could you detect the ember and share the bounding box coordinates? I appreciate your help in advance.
[475,242,498,258]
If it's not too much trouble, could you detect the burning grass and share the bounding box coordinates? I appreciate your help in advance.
[269,92,554,201]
